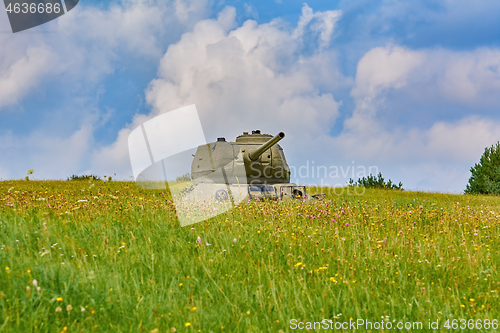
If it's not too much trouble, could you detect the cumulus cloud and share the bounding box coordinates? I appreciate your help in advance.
[0,46,56,109]
[293,4,341,48]
[0,0,211,180]
[92,5,345,176]
[334,44,500,191]
[0,0,211,111]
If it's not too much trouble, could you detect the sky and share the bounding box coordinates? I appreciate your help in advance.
[1,0,500,193]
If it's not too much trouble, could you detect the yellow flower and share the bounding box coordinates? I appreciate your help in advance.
[460,305,465,308]
[294,262,303,267]
[185,323,191,327]
[192,307,197,311]
[27,269,31,273]
[470,298,474,302]
[179,283,183,287]
[247,311,250,315]
[330,277,336,282]
[56,297,63,302]
[5,267,9,270]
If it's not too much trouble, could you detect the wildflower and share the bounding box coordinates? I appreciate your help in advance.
[192,306,197,311]
[151,329,158,333]
[5,267,9,271]
[247,311,250,315]
[197,236,202,245]
[233,238,237,243]
[81,306,85,312]
[171,328,177,332]
[185,323,191,327]
[330,277,337,282]
[67,305,73,311]
[32,279,38,287]
[26,286,30,292]
[55,307,62,312]
[179,283,183,287]
[57,297,63,302]
[294,262,303,267]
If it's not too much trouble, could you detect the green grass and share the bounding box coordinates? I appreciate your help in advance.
[0,181,499,332]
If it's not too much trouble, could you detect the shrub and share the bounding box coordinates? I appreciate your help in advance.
[67,174,102,181]
[350,172,403,190]
[465,142,500,195]
[175,173,192,182]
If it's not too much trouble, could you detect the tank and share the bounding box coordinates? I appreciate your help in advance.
[187,130,323,201]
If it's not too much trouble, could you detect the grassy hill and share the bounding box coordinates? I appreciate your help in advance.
[0,181,499,332]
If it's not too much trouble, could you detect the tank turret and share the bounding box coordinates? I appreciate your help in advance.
[191,130,290,185]
[248,132,285,161]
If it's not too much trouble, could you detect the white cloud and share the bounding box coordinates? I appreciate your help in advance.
[92,5,344,177]
[293,4,341,48]
[334,44,500,192]
[0,0,211,111]
[0,0,212,180]
[0,46,56,108]
[0,126,93,180]
[351,45,425,101]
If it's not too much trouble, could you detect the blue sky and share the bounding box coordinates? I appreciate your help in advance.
[1,0,500,192]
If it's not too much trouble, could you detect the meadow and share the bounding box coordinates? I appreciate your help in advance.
[0,180,498,332]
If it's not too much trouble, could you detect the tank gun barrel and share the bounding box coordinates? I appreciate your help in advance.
[248,132,285,161]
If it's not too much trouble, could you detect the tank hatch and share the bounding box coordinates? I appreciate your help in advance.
[235,129,273,144]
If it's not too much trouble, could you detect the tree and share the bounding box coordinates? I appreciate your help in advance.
[465,142,500,195]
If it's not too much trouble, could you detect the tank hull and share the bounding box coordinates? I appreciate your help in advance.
[179,183,312,202]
